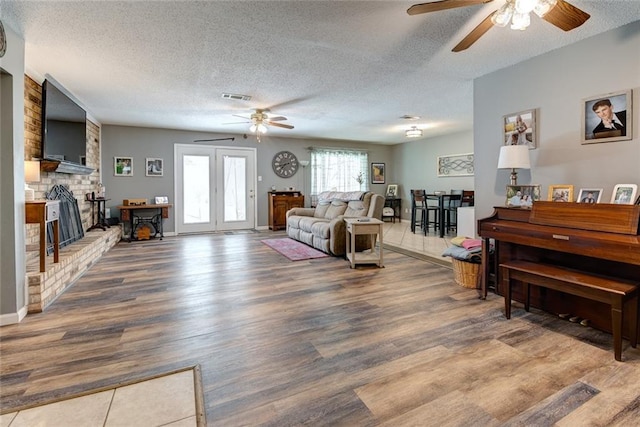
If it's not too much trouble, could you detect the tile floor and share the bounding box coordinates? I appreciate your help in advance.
[0,220,452,427]
[381,219,455,265]
[0,369,200,427]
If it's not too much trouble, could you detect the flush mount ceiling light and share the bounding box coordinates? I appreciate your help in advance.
[491,0,558,31]
[405,126,423,138]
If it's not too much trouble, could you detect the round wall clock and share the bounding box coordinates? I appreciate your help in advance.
[272,151,299,178]
[0,20,7,58]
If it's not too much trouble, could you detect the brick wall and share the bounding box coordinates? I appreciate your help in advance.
[24,75,103,256]
[23,75,120,312]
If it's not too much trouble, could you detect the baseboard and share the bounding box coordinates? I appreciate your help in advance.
[0,305,28,326]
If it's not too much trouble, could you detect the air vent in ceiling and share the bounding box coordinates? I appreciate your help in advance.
[221,93,252,101]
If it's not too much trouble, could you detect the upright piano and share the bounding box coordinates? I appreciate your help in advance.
[478,201,640,337]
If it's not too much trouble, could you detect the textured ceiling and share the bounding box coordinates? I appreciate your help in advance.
[2,1,639,145]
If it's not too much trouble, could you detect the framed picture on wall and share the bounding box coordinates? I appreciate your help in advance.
[503,109,537,149]
[437,153,474,177]
[548,184,574,202]
[576,188,602,203]
[371,163,385,184]
[114,156,133,176]
[505,185,540,208]
[146,157,164,177]
[582,89,632,144]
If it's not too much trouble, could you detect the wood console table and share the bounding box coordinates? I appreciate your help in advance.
[118,204,172,241]
[26,200,60,272]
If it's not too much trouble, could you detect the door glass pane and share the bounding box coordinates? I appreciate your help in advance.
[224,156,246,222]
[183,155,210,224]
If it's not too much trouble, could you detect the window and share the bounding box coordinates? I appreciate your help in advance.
[310,148,368,203]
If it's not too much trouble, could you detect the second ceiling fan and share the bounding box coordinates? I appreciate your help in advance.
[407,0,590,52]
[231,109,295,134]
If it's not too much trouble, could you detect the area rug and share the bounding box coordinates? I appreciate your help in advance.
[261,238,329,261]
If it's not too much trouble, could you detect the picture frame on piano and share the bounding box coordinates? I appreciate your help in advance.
[506,185,540,208]
[548,185,574,202]
[582,89,632,144]
[577,188,603,204]
[611,184,638,205]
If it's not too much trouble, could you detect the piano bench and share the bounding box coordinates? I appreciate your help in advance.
[500,260,639,362]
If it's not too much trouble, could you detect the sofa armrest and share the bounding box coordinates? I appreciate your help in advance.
[286,207,316,219]
[328,216,347,256]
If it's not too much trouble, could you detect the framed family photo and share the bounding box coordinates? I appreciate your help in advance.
[548,185,574,202]
[371,162,385,184]
[146,157,164,177]
[611,184,637,205]
[506,185,540,208]
[582,89,632,144]
[114,156,133,176]
[577,188,602,204]
[503,109,536,149]
[386,184,398,198]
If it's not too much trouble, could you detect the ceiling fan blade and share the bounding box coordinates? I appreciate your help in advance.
[452,11,495,52]
[542,0,590,31]
[267,121,294,129]
[408,0,493,16]
[232,114,251,119]
[265,115,287,121]
[222,120,250,125]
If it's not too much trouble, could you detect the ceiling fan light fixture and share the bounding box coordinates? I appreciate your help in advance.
[533,0,557,17]
[491,1,514,27]
[510,12,531,30]
[515,0,537,14]
[405,126,423,138]
[257,123,268,133]
[249,123,257,133]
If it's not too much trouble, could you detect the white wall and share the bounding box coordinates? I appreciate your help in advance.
[0,22,27,323]
[474,21,640,220]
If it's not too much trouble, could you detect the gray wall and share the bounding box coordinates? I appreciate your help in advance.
[392,130,474,219]
[0,22,27,322]
[474,21,640,220]
[101,125,394,230]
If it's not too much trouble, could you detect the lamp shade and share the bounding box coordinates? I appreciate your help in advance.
[25,160,41,183]
[497,145,531,170]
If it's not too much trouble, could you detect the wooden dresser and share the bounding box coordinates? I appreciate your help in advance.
[268,191,304,231]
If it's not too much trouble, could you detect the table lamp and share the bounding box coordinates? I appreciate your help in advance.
[25,160,41,201]
[497,145,530,185]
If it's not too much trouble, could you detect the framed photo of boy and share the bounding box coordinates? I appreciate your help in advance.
[371,162,385,184]
[548,185,574,202]
[582,89,632,144]
[611,184,637,205]
[146,158,164,177]
[114,156,133,176]
[505,185,540,208]
[503,109,537,149]
[577,188,602,204]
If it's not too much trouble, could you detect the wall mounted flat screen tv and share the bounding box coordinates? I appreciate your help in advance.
[41,79,87,167]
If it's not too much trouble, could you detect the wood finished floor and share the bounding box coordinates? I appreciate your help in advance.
[2,232,640,426]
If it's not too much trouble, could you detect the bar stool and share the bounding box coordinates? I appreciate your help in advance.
[410,190,427,234]
[444,189,468,233]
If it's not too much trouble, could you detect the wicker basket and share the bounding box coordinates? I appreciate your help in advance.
[451,258,481,289]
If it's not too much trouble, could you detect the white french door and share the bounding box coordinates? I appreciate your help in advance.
[175,144,256,233]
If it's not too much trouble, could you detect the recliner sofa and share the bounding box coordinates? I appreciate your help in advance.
[286,191,384,256]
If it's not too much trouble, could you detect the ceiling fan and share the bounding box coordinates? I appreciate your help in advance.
[227,108,295,134]
[407,0,590,52]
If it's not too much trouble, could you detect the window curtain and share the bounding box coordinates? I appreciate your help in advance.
[310,148,368,204]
